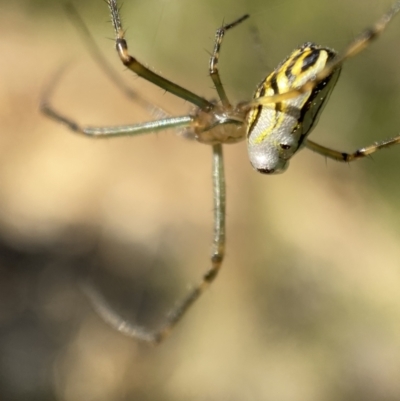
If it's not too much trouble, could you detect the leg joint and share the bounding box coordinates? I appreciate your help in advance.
[211,253,223,265]
[204,268,219,283]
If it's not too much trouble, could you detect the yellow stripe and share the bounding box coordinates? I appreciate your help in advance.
[248,46,331,145]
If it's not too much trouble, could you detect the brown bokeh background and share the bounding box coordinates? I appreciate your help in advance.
[1,0,400,400]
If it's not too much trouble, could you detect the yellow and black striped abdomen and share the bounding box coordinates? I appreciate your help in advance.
[246,42,341,174]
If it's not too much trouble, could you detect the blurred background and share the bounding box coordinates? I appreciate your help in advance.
[1,0,400,400]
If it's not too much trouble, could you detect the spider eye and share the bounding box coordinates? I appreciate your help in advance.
[280,144,291,150]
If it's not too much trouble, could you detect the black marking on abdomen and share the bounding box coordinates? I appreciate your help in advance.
[301,50,320,72]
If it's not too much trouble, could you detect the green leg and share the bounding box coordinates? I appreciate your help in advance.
[82,144,227,344]
[40,66,194,137]
[42,101,193,137]
[64,2,169,119]
[107,0,213,110]
[209,15,249,107]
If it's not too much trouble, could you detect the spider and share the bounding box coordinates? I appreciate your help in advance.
[41,0,400,344]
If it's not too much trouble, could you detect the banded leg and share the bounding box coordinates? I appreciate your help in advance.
[306,136,400,162]
[246,0,400,108]
[82,144,226,344]
[64,2,169,119]
[40,65,194,137]
[209,14,249,107]
[107,0,213,110]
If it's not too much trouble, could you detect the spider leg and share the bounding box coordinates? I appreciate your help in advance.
[246,0,400,108]
[209,14,249,107]
[64,2,169,120]
[82,144,226,345]
[40,65,194,137]
[305,136,400,162]
[107,0,213,110]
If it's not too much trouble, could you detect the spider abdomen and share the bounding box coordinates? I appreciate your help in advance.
[246,42,341,174]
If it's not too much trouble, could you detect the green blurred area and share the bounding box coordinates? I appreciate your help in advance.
[1,1,400,400]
